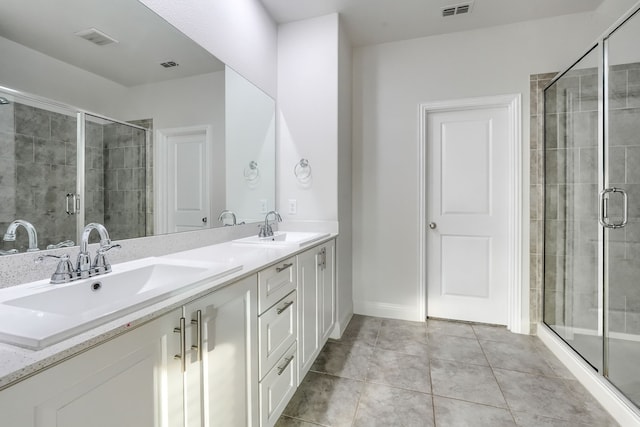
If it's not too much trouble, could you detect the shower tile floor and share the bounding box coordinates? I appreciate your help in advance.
[276,315,619,427]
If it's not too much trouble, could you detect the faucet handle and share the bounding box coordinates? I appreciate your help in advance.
[93,243,121,274]
[36,254,75,284]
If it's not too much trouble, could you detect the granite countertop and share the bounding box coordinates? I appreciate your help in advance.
[0,233,336,391]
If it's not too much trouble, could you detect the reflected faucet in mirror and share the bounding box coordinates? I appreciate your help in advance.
[218,210,237,226]
[3,220,39,252]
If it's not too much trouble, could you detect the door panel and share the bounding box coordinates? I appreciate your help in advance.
[427,106,509,325]
[168,131,209,232]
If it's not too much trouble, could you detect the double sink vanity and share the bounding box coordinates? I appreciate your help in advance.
[0,230,336,427]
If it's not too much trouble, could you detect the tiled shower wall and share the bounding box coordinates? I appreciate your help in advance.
[0,102,152,251]
[530,72,557,334]
[532,64,640,336]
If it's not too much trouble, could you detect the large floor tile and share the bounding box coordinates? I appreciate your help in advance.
[275,416,325,427]
[366,348,431,393]
[427,334,489,366]
[427,319,476,339]
[564,379,619,426]
[353,383,434,427]
[430,358,507,408]
[283,372,363,427]
[376,326,429,358]
[311,341,374,380]
[336,315,381,346]
[472,324,539,345]
[480,339,556,376]
[493,368,608,425]
[512,411,595,427]
[433,396,516,427]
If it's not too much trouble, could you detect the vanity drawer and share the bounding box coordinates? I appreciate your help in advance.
[259,343,297,427]
[258,257,296,313]
[259,291,297,379]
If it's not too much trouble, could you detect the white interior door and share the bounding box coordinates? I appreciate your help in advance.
[157,126,211,233]
[426,106,509,325]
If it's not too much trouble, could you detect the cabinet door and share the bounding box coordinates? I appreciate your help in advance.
[184,275,258,427]
[297,248,320,381]
[0,308,184,427]
[319,240,336,345]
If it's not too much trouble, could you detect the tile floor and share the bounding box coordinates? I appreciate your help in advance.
[276,315,619,427]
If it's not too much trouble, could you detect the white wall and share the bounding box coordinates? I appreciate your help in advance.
[351,12,598,321]
[225,67,276,223]
[139,0,277,97]
[336,18,354,333]
[0,36,128,116]
[277,14,339,223]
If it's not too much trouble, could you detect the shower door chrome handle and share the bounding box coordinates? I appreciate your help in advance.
[599,187,628,229]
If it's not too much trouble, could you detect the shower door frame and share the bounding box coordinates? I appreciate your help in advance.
[0,85,149,246]
[541,3,640,422]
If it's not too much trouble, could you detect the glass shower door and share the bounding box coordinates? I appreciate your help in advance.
[543,46,603,372]
[84,114,148,243]
[603,8,640,406]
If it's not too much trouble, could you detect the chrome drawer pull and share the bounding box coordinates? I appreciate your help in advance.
[276,300,294,315]
[173,317,186,372]
[276,262,293,273]
[277,355,294,376]
[191,310,202,361]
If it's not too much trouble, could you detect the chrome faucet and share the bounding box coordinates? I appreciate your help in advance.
[218,210,237,226]
[3,220,39,252]
[258,211,282,238]
[37,223,120,284]
[77,223,120,279]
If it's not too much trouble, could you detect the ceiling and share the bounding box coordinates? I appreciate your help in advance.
[0,0,224,87]
[259,0,605,46]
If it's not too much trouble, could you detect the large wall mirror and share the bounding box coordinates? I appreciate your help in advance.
[0,0,276,253]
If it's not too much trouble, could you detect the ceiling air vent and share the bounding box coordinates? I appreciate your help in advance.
[160,61,179,68]
[442,1,474,17]
[74,28,118,46]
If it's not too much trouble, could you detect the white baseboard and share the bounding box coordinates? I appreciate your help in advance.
[330,310,353,339]
[537,323,640,426]
[353,301,422,322]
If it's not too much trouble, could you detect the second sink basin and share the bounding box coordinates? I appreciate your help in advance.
[0,257,242,349]
[232,231,329,248]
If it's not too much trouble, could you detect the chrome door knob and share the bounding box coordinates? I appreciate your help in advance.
[429,222,437,230]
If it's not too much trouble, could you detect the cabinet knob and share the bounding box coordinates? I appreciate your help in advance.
[428,222,437,230]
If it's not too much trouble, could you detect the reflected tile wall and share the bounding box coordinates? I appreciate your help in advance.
[103,121,149,241]
[0,103,76,252]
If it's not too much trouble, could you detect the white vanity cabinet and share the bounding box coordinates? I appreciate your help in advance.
[257,259,298,427]
[297,240,336,382]
[0,275,258,427]
[0,307,185,427]
[182,274,258,427]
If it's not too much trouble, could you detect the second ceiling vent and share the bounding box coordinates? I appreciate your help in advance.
[442,1,474,17]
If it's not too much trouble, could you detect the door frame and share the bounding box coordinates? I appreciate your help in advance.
[155,125,213,234]
[418,94,525,333]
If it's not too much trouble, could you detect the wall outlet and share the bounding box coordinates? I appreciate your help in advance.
[288,199,297,215]
[259,199,268,213]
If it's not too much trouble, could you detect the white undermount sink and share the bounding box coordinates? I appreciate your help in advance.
[0,257,242,349]
[232,231,329,248]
